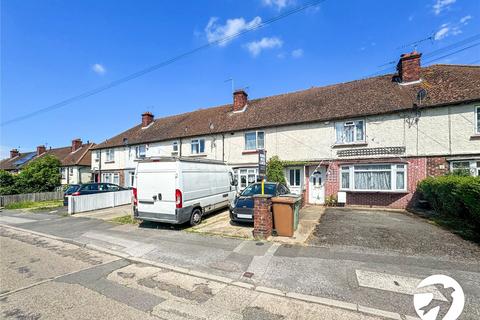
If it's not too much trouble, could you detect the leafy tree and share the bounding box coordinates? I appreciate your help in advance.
[266,156,285,183]
[15,155,62,193]
[0,170,18,195]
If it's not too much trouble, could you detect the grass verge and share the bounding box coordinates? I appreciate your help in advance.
[110,215,140,225]
[5,200,63,211]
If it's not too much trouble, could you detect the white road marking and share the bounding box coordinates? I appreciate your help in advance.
[0,216,36,224]
[355,270,447,301]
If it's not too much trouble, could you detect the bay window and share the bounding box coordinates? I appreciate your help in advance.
[235,168,258,189]
[191,139,205,154]
[244,131,265,150]
[340,164,407,191]
[335,120,365,144]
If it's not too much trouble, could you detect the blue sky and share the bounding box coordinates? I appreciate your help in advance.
[1,0,479,158]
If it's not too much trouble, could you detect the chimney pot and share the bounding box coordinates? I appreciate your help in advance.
[142,112,154,127]
[10,149,19,159]
[71,138,82,152]
[233,90,248,112]
[397,51,422,83]
[36,145,46,156]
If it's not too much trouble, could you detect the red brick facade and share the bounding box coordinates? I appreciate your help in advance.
[315,156,450,209]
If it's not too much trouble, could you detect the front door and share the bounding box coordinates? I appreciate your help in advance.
[309,167,325,204]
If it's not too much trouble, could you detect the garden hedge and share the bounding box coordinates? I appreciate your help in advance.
[418,175,480,225]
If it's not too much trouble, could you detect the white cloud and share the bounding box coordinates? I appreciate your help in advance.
[291,48,304,58]
[262,0,294,10]
[460,15,472,24]
[245,37,283,57]
[92,63,106,75]
[205,16,262,46]
[432,0,456,15]
[434,25,450,40]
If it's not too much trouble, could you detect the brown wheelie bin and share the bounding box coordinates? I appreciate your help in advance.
[271,196,297,237]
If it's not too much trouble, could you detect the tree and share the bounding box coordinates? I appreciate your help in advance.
[266,156,285,183]
[0,170,18,195]
[15,155,62,193]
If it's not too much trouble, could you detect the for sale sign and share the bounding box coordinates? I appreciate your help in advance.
[258,149,266,175]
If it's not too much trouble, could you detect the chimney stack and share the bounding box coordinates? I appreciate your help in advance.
[233,90,248,112]
[10,149,19,158]
[142,112,154,127]
[36,145,46,156]
[71,138,82,152]
[397,51,422,83]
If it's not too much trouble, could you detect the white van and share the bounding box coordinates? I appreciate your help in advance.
[133,157,237,225]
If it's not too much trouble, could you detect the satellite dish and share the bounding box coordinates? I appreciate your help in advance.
[417,89,428,104]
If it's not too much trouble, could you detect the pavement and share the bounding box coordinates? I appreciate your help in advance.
[1,207,479,319]
[72,204,132,221]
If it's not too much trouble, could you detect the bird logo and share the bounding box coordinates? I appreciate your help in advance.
[413,275,464,320]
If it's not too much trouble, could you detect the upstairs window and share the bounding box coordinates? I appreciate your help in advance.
[340,164,406,191]
[476,106,480,134]
[135,145,146,159]
[94,151,100,162]
[335,120,365,144]
[105,149,115,162]
[191,139,205,154]
[244,131,265,150]
[172,141,179,152]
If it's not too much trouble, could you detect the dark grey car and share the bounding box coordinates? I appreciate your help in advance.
[229,182,290,223]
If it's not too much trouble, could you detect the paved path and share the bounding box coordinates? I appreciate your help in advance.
[1,208,479,319]
[1,225,384,320]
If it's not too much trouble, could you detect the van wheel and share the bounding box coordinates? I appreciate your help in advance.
[190,208,202,226]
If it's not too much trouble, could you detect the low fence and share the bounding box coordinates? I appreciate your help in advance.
[0,190,64,207]
[68,190,132,214]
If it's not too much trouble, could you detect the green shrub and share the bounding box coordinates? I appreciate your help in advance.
[324,195,338,207]
[418,175,480,225]
[266,156,285,183]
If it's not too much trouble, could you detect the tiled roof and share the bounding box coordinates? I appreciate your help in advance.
[0,152,37,171]
[41,143,94,166]
[81,65,480,150]
[0,143,94,170]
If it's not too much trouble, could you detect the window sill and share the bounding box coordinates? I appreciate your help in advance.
[104,161,115,164]
[242,150,260,155]
[340,189,408,194]
[332,142,368,148]
[189,154,207,157]
[470,134,480,140]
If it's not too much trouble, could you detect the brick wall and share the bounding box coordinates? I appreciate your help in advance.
[426,156,448,177]
[253,195,273,239]
[323,157,428,209]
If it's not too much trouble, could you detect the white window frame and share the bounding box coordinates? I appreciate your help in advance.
[135,145,146,159]
[288,168,302,187]
[244,131,265,151]
[450,160,479,176]
[339,163,407,192]
[475,106,480,135]
[191,139,205,154]
[105,149,115,162]
[61,168,66,179]
[172,141,179,152]
[102,172,120,185]
[235,168,258,190]
[335,119,365,144]
[94,151,100,162]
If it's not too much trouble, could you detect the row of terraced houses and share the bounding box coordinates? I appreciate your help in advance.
[3,52,480,208]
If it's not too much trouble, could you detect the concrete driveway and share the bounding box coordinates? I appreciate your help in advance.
[308,208,480,262]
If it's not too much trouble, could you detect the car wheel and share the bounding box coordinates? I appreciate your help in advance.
[190,208,202,226]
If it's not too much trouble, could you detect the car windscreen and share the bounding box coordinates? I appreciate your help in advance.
[65,185,80,194]
[241,184,276,196]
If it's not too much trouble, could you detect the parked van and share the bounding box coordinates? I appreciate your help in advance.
[133,157,237,225]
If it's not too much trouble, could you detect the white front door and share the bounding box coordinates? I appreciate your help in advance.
[309,167,325,204]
